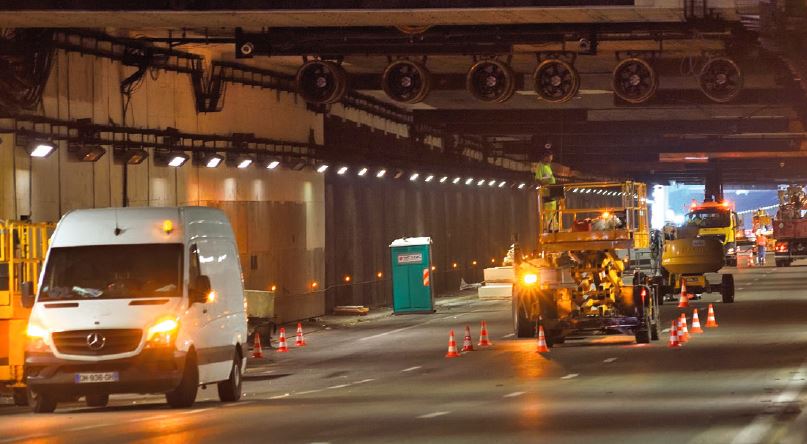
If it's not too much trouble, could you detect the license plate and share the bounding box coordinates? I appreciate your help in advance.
[74,372,119,384]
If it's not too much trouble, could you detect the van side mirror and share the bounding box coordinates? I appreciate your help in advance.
[190,275,212,304]
[21,281,35,308]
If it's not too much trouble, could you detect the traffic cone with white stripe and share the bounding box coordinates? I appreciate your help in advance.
[445,329,461,358]
[705,304,719,328]
[461,325,475,352]
[668,320,681,348]
[678,313,690,343]
[252,332,264,358]
[295,322,306,347]
[536,325,550,353]
[677,281,690,308]
[690,309,704,334]
[478,320,493,347]
[276,327,289,352]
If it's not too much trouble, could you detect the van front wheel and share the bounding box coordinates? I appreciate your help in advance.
[166,352,199,408]
[31,391,57,414]
[217,352,242,403]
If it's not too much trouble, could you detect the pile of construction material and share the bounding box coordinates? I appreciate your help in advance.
[478,266,514,300]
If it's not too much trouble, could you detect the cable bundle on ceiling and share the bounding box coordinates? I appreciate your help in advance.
[0,29,55,113]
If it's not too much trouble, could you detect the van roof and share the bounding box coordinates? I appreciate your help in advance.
[51,206,234,248]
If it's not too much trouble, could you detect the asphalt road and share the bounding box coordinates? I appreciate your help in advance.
[2,262,807,444]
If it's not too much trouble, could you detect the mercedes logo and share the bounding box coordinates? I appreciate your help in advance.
[86,332,106,351]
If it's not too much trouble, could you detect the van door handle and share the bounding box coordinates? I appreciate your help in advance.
[203,308,208,314]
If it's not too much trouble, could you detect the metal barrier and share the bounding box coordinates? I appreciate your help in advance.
[0,221,52,296]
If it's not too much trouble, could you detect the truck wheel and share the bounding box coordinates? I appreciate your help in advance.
[166,352,199,408]
[31,391,57,414]
[635,329,651,344]
[86,393,109,408]
[12,387,31,406]
[217,351,242,402]
[513,288,536,338]
[721,274,735,303]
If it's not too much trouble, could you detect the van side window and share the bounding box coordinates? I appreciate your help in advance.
[188,245,201,285]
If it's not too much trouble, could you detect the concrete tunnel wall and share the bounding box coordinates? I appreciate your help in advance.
[324,177,538,310]
[0,46,537,322]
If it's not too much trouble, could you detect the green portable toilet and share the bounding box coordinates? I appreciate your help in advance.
[390,237,434,314]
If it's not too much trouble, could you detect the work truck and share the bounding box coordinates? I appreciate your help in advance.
[684,200,740,266]
[773,185,807,267]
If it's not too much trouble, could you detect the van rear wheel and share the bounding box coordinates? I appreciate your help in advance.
[217,351,242,402]
[166,352,199,408]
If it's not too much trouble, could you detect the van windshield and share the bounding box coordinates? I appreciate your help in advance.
[39,244,182,301]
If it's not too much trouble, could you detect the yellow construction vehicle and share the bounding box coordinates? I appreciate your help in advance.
[1,220,52,406]
[684,200,740,266]
[511,181,661,346]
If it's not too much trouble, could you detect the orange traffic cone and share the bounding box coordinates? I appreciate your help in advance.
[678,313,690,343]
[461,325,475,352]
[536,325,550,353]
[690,309,704,333]
[677,281,690,308]
[705,304,719,328]
[295,322,306,347]
[478,320,493,347]
[445,329,461,358]
[668,320,681,348]
[276,327,289,352]
[252,332,264,358]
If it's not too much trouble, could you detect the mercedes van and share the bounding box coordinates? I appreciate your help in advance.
[22,207,248,413]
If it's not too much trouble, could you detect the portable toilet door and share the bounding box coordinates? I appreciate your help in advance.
[390,237,434,314]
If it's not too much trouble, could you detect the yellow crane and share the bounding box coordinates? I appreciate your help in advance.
[1,220,52,405]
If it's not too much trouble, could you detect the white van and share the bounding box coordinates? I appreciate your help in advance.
[22,207,248,413]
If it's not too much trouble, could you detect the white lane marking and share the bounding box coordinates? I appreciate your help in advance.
[738,287,745,291]
[402,366,422,372]
[0,435,49,443]
[732,359,807,444]
[359,324,421,341]
[561,373,579,380]
[502,333,515,338]
[353,378,375,384]
[418,411,451,419]
[661,328,671,333]
[603,357,618,363]
[328,384,349,389]
[270,393,291,399]
[181,407,214,415]
[126,414,168,424]
[296,389,325,395]
[503,391,526,398]
[224,401,253,407]
[67,424,107,432]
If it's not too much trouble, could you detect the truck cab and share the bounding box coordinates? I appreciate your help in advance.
[684,201,739,266]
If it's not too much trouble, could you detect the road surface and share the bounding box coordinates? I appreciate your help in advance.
[1,263,806,444]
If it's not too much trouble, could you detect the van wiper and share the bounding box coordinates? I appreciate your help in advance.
[71,286,103,298]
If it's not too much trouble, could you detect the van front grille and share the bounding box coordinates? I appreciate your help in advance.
[51,329,142,356]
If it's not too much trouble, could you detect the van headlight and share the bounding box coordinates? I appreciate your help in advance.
[146,317,179,349]
[26,323,50,353]
[522,273,539,286]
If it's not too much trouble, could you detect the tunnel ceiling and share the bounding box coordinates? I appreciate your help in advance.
[2,1,806,186]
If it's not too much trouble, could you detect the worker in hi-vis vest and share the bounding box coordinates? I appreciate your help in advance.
[535,145,557,232]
